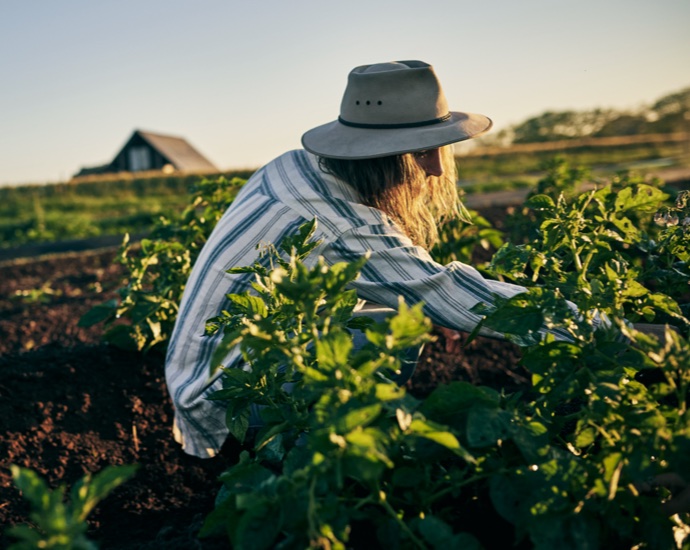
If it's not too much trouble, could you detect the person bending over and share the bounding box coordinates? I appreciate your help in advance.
[165,60,628,458]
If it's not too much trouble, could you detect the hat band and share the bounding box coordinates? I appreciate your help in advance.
[338,113,452,130]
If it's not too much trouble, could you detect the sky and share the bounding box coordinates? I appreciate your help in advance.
[1,0,688,186]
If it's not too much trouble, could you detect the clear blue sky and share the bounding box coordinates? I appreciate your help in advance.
[1,0,688,185]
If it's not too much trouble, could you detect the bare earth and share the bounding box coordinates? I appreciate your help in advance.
[0,230,525,548]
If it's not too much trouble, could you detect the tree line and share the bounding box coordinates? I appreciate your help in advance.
[480,86,690,146]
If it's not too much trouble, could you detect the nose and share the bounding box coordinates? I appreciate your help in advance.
[414,148,443,177]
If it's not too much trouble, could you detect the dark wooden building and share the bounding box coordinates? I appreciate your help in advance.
[74,130,218,177]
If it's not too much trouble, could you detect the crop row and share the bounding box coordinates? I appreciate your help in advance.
[8,159,690,549]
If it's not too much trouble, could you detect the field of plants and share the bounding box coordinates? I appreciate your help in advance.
[2,134,688,254]
[0,169,254,250]
[1,157,689,549]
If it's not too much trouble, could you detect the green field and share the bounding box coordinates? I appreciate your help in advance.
[456,136,689,192]
[0,169,254,248]
[1,137,688,250]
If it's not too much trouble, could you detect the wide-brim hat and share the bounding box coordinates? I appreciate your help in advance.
[301,60,492,159]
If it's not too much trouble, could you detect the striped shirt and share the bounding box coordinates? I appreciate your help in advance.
[165,149,574,458]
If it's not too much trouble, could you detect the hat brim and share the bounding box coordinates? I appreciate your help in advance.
[301,111,492,159]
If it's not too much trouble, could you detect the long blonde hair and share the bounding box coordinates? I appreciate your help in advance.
[319,145,462,249]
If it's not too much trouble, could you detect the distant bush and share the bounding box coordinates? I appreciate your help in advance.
[476,86,690,146]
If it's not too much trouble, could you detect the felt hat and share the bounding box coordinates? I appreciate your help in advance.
[301,60,492,159]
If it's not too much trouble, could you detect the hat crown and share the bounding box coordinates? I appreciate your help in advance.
[340,60,450,126]
[301,59,492,159]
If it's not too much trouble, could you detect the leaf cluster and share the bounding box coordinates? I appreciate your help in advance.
[469,288,690,549]
[432,209,504,269]
[201,221,497,549]
[78,176,244,351]
[489,160,690,328]
[202,219,689,549]
[8,464,138,550]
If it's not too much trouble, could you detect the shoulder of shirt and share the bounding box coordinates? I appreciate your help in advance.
[259,149,315,168]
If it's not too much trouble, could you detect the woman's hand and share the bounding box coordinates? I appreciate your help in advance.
[434,325,464,354]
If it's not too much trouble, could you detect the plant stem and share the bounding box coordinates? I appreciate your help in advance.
[424,472,491,507]
[377,489,426,549]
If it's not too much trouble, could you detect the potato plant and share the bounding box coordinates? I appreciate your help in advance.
[488,169,690,327]
[77,160,689,548]
[79,176,245,351]
[8,465,138,550]
[200,217,689,549]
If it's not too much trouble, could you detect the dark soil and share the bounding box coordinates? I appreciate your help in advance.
[0,229,526,549]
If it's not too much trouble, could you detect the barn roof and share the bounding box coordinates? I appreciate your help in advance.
[136,130,218,172]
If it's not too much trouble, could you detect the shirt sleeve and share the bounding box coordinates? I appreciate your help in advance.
[321,222,575,341]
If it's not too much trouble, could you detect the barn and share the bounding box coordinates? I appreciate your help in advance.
[74,130,218,177]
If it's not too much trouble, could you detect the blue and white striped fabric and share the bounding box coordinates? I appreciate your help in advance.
[165,149,573,457]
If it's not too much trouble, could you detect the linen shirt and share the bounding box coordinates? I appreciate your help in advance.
[165,149,575,458]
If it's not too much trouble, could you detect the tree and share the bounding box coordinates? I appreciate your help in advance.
[490,86,690,145]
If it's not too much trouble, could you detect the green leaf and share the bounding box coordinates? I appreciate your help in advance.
[574,426,597,448]
[10,465,52,511]
[610,216,640,240]
[344,428,394,471]
[279,217,320,257]
[647,292,683,317]
[525,194,556,210]
[227,265,259,275]
[219,459,275,495]
[9,464,137,550]
[614,185,667,214]
[332,403,382,433]
[256,433,286,465]
[103,324,145,351]
[346,315,374,331]
[417,515,453,547]
[463,316,485,346]
[199,489,239,539]
[481,299,544,337]
[521,341,582,378]
[234,504,283,550]
[6,524,44,546]
[374,383,406,402]
[387,301,431,345]
[220,365,254,388]
[602,452,623,483]
[511,420,550,463]
[417,516,482,550]
[420,382,499,422]
[130,297,161,324]
[77,299,119,327]
[226,408,250,442]
[316,331,353,370]
[330,289,359,324]
[391,466,425,488]
[466,407,510,448]
[489,243,532,280]
[408,418,475,463]
[226,293,268,318]
[620,279,649,298]
[530,514,601,550]
[211,328,244,374]
[71,464,139,521]
[489,474,523,524]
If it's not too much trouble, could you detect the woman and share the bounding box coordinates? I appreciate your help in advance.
[166,60,604,458]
